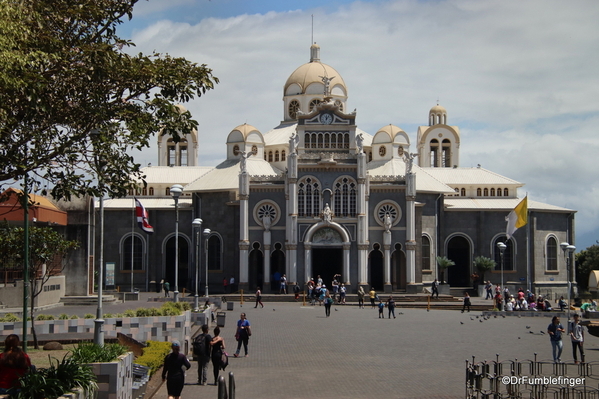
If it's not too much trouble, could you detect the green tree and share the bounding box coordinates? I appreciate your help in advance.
[0,223,78,348]
[0,0,218,200]
[436,256,455,284]
[576,245,599,291]
[474,256,496,283]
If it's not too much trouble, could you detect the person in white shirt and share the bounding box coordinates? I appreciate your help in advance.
[569,313,585,364]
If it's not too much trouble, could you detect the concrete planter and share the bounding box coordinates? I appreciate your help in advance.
[87,352,134,399]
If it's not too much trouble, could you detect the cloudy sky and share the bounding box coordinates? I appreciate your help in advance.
[119,0,599,251]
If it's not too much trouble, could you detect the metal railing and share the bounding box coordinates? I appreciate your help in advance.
[466,354,599,398]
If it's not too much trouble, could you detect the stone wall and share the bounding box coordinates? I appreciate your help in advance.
[0,275,65,308]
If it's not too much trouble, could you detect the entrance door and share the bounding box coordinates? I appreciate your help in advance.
[447,236,471,287]
[369,244,384,290]
[312,248,343,288]
[392,246,406,290]
[165,236,189,293]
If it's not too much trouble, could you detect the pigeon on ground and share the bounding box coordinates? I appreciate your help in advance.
[526,326,531,329]
[460,322,464,324]
[540,331,545,334]
[529,331,534,334]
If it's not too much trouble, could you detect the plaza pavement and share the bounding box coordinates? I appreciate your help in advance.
[146,297,599,399]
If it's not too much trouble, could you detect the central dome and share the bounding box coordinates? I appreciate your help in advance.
[282,44,348,121]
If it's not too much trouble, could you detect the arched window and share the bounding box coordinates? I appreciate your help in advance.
[442,139,451,167]
[494,236,514,271]
[460,188,466,197]
[422,235,431,270]
[546,237,558,271]
[334,100,344,112]
[281,150,286,161]
[275,150,279,162]
[305,133,311,149]
[233,145,240,155]
[477,188,482,197]
[504,188,509,196]
[179,139,188,166]
[333,177,357,217]
[149,187,154,196]
[298,177,321,218]
[430,139,439,167]
[207,235,222,270]
[490,188,495,196]
[122,235,143,270]
[483,188,489,196]
[497,188,502,197]
[288,100,300,119]
[268,151,273,162]
[309,99,321,112]
[368,152,372,162]
[142,187,147,196]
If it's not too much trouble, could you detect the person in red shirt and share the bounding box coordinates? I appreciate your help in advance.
[0,334,31,394]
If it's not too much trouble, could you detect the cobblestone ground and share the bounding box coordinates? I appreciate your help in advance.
[154,301,599,399]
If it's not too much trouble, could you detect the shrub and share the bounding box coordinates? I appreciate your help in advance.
[0,313,21,322]
[18,354,98,399]
[58,314,69,320]
[124,309,136,317]
[35,314,55,321]
[84,313,95,319]
[103,313,113,318]
[69,342,128,364]
[70,315,78,319]
[135,341,172,376]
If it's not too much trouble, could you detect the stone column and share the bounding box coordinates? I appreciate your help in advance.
[343,243,351,286]
[405,173,416,286]
[304,243,312,284]
[383,231,392,293]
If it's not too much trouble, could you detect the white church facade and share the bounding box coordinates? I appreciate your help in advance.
[97,45,575,296]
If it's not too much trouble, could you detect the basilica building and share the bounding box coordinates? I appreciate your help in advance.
[97,44,575,296]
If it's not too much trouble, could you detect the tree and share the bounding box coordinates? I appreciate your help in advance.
[0,0,218,200]
[474,256,496,284]
[576,245,599,291]
[0,223,78,348]
[436,256,455,284]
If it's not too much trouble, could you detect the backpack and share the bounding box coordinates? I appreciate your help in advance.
[193,334,208,357]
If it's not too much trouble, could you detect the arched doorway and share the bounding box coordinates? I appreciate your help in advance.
[165,236,189,293]
[392,244,406,290]
[312,247,343,288]
[447,236,471,287]
[270,243,285,291]
[369,244,384,290]
[249,242,264,291]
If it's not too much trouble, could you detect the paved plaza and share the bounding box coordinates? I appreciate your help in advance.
[144,299,599,399]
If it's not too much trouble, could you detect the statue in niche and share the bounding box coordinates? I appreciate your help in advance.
[322,203,333,223]
[355,133,364,154]
[289,131,299,154]
[384,213,392,233]
[262,214,271,232]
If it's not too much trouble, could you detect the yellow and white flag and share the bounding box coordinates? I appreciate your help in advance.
[506,196,527,239]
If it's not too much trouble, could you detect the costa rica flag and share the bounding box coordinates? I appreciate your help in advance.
[135,198,154,234]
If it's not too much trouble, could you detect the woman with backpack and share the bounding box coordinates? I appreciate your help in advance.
[324,292,333,317]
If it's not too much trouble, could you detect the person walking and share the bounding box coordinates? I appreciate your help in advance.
[570,313,585,364]
[387,295,396,319]
[431,279,440,299]
[324,293,333,317]
[357,286,365,308]
[254,287,264,308]
[279,274,287,294]
[293,283,301,301]
[223,278,228,294]
[378,299,385,318]
[0,334,31,395]
[161,340,191,399]
[163,280,170,297]
[234,313,251,357]
[210,327,226,385]
[548,316,565,363]
[485,281,493,300]
[193,324,212,385]
[369,287,377,309]
[339,283,346,304]
[461,292,471,313]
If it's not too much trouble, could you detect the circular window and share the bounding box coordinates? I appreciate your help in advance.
[251,145,258,155]
[334,100,344,112]
[379,146,386,156]
[233,145,239,155]
[374,201,402,227]
[398,146,404,156]
[253,200,281,227]
[288,100,300,119]
[309,99,321,112]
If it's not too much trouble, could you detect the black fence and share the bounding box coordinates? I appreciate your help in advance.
[466,354,599,398]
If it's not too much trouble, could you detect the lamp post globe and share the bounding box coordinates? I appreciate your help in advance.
[192,218,203,312]
[170,184,183,302]
[497,242,507,311]
[203,228,211,298]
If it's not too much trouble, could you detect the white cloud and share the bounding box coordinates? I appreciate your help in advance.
[125,0,599,247]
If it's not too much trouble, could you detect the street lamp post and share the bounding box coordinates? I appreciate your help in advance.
[192,218,203,311]
[560,242,576,322]
[497,242,507,311]
[170,184,183,302]
[203,228,211,297]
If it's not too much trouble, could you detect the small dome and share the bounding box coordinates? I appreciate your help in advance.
[430,104,446,114]
[429,104,448,126]
[227,123,263,144]
[374,124,409,145]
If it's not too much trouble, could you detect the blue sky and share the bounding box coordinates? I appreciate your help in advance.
[119,0,599,251]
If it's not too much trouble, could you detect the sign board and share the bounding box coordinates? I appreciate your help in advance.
[105,262,116,288]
